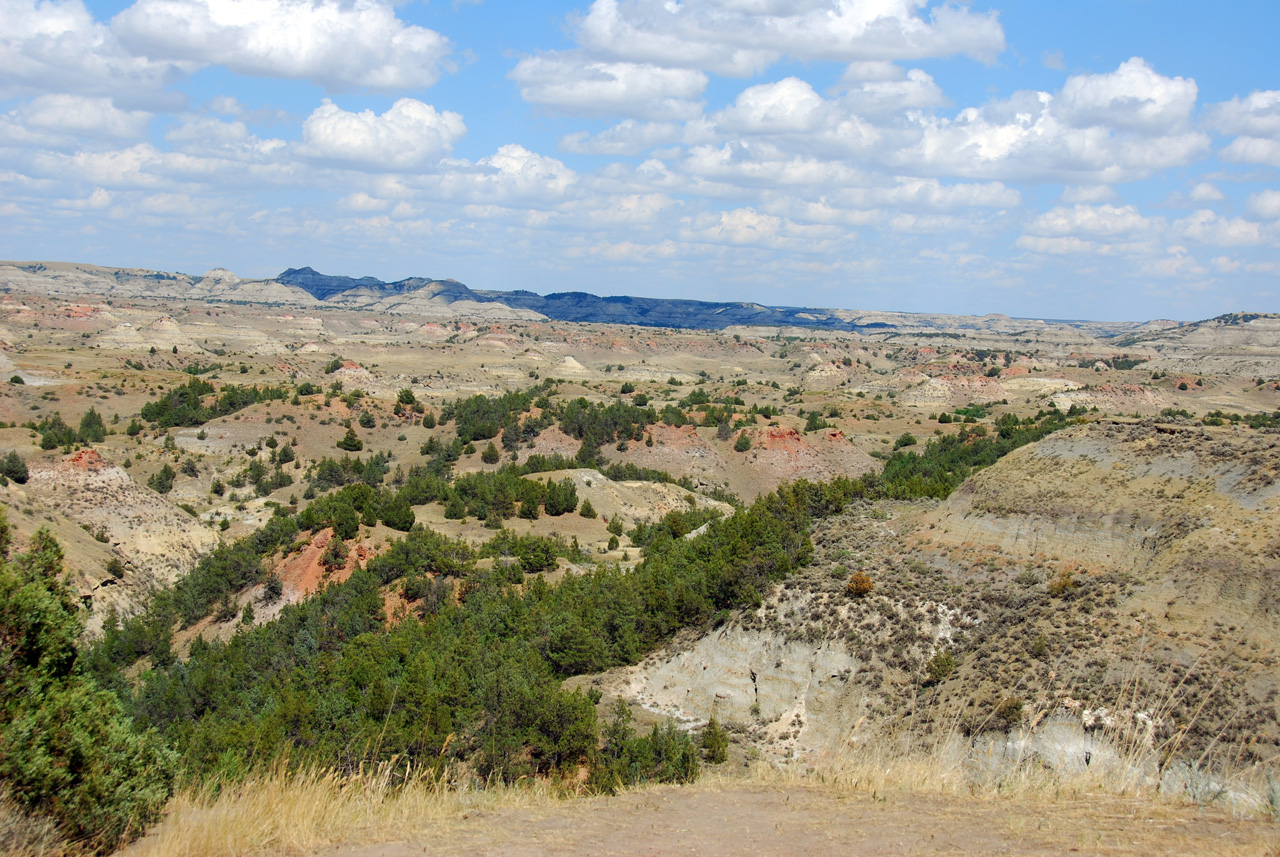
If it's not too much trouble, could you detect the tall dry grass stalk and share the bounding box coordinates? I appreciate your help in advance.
[1,789,68,857]
[119,759,568,857]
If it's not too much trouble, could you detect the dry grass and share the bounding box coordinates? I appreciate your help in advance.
[118,761,573,857]
[115,645,1280,857]
[1,790,68,857]
[118,732,1280,857]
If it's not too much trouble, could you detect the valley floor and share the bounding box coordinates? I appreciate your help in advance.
[312,781,1277,857]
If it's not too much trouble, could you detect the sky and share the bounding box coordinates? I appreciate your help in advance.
[2,0,1279,321]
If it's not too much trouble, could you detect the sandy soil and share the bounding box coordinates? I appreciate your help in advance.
[317,782,1280,857]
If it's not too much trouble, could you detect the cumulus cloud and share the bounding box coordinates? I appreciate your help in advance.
[1014,235,1099,255]
[837,68,947,115]
[837,60,907,85]
[298,98,465,171]
[715,78,826,135]
[442,144,579,202]
[1027,203,1160,240]
[510,53,706,120]
[575,0,1005,77]
[1248,189,1280,220]
[1173,210,1267,246]
[682,207,783,245]
[1,95,151,146]
[1207,90,1280,167]
[1056,58,1196,133]
[113,0,452,91]
[672,59,1207,184]
[564,192,675,224]
[560,119,682,155]
[1206,90,1280,137]
[340,192,390,212]
[895,63,1210,182]
[164,115,286,160]
[852,178,1018,210]
[1188,182,1224,201]
[1220,136,1280,167]
[0,0,188,101]
[1016,202,1271,268]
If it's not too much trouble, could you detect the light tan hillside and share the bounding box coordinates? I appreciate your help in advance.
[581,419,1280,775]
[7,449,219,631]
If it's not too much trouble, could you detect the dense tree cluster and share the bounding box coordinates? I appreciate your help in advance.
[139,377,290,428]
[0,516,174,851]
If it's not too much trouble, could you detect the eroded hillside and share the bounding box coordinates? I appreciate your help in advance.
[589,418,1280,768]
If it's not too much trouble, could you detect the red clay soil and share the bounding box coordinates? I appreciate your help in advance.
[64,448,111,470]
[272,528,360,600]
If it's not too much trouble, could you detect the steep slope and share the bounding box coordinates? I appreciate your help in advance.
[588,419,1280,769]
[8,449,219,632]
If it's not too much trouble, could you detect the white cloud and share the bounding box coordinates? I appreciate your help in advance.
[209,95,243,116]
[1248,189,1280,220]
[510,53,706,120]
[1206,90,1280,137]
[1173,210,1266,246]
[113,0,452,91]
[897,65,1210,182]
[1015,235,1097,255]
[863,178,1018,210]
[681,142,864,188]
[565,192,674,224]
[1027,203,1159,239]
[0,0,188,101]
[443,144,578,201]
[1220,136,1280,167]
[29,143,167,188]
[838,68,946,116]
[299,98,465,170]
[715,78,826,135]
[53,187,113,210]
[1056,58,1196,133]
[340,192,390,212]
[1143,246,1205,277]
[1188,182,1223,201]
[1208,90,1280,167]
[164,115,287,160]
[682,207,783,245]
[837,61,906,85]
[1,95,151,147]
[574,0,1005,77]
[560,120,682,156]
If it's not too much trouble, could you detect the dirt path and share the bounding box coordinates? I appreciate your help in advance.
[319,783,1280,857]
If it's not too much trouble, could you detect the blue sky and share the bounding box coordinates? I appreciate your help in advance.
[2,0,1278,321]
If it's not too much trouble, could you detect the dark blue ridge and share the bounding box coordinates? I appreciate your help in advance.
[277,266,877,332]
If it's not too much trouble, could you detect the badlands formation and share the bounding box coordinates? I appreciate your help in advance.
[1,259,1278,777]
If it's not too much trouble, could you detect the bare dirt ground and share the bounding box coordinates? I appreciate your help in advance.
[318,782,1280,857]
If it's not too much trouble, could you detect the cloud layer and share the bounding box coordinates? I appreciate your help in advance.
[0,0,1276,320]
